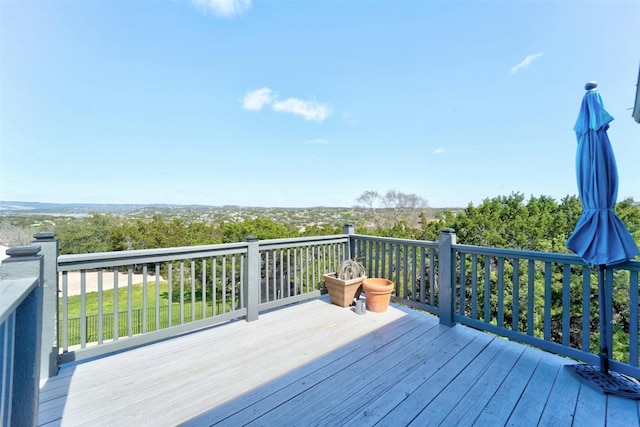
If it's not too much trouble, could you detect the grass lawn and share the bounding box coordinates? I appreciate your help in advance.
[63,281,171,319]
[60,282,235,346]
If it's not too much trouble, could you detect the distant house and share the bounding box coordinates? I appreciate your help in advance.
[634,63,640,123]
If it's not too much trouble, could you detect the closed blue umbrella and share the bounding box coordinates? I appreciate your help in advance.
[565,82,639,396]
[566,82,638,265]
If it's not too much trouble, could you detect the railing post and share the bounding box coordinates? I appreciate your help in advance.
[343,224,355,260]
[245,236,260,322]
[1,245,44,427]
[438,228,457,327]
[32,231,59,379]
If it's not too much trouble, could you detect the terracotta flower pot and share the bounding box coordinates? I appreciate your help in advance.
[362,278,394,313]
[323,273,365,307]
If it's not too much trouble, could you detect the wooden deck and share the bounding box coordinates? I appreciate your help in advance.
[38,297,640,426]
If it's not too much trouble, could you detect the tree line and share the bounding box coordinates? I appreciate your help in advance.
[2,191,639,255]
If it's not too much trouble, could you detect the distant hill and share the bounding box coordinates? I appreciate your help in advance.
[2,201,134,215]
[0,201,211,216]
[0,201,463,228]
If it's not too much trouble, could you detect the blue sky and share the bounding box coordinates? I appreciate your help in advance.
[1,0,639,208]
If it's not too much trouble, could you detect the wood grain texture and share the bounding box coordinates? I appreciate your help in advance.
[38,297,640,426]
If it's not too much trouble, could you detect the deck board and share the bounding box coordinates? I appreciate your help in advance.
[508,350,563,425]
[537,362,582,426]
[439,339,526,426]
[38,297,640,426]
[377,331,495,427]
[180,314,431,426]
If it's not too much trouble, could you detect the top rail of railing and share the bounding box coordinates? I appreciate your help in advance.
[57,242,250,271]
[259,234,348,250]
[57,234,350,271]
[454,243,640,270]
[0,277,39,325]
[352,234,438,248]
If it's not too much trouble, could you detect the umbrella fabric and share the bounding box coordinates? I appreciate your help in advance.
[565,85,639,266]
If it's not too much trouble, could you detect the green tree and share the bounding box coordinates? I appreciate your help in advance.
[56,213,119,254]
[219,218,297,243]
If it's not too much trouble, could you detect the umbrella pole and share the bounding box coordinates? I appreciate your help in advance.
[598,264,609,374]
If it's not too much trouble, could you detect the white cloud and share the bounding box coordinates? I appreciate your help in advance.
[510,52,543,74]
[305,138,329,145]
[433,148,446,154]
[242,87,332,122]
[242,87,275,111]
[272,98,332,122]
[190,0,252,18]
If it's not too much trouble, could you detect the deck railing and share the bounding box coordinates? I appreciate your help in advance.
[351,234,440,314]
[54,232,349,364]
[0,245,44,427]
[15,226,635,383]
[351,230,640,380]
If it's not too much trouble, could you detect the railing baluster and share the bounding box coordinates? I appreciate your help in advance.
[484,256,490,323]
[271,251,276,301]
[544,262,551,341]
[155,263,160,330]
[308,245,312,296]
[459,251,466,315]
[411,246,417,302]
[562,264,571,346]
[471,254,478,319]
[294,249,298,296]
[305,247,310,293]
[527,260,534,336]
[581,267,592,350]
[232,256,237,310]
[142,264,148,333]
[287,249,293,296]
[127,267,133,337]
[368,240,373,277]
[179,261,185,324]
[202,259,207,319]
[630,271,638,367]
[512,258,520,332]
[497,257,504,328]
[279,250,284,298]
[222,257,227,314]
[211,257,220,316]
[80,270,86,348]
[394,244,400,297]
[419,247,426,304]
[98,269,103,344]
[167,263,173,327]
[240,254,242,308]
[263,252,268,303]
[402,244,408,299]
[191,260,196,322]
[374,241,380,277]
[113,268,119,341]
[379,242,385,278]
[429,248,436,307]
[321,245,326,276]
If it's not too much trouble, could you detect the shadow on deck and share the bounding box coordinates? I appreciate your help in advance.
[39,298,640,426]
